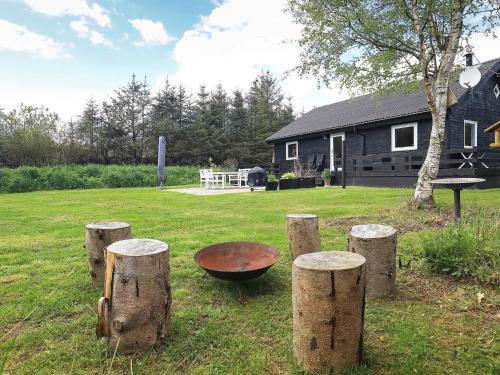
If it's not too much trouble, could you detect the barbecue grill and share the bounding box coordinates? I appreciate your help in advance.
[246,166,267,191]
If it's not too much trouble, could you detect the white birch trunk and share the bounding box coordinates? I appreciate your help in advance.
[412,4,464,206]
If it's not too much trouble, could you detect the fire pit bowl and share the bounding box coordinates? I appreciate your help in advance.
[194,242,280,281]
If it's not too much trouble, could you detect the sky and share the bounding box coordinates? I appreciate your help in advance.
[1,0,500,122]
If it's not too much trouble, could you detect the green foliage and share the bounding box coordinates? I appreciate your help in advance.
[421,211,499,285]
[280,172,296,179]
[287,0,500,94]
[1,72,296,169]
[321,169,332,180]
[267,173,278,182]
[0,165,199,193]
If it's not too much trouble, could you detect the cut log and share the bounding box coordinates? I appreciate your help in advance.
[287,214,321,259]
[85,222,132,288]
[348,224,397,298]
[292,251,366,373]
[96,239,171,353]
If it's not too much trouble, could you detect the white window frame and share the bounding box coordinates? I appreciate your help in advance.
[463,120,477,149]
[329,132,345,171]
[391,122,418,152]
[285,141,299,160]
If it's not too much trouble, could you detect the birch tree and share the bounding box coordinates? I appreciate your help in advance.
[287,0,500,206]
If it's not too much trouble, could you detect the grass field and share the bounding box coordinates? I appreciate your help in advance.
[0,186,499,374]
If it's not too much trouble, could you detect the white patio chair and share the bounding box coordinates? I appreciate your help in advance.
[227,172,240,187]
[200,169,215,189]
[238,168,252,188]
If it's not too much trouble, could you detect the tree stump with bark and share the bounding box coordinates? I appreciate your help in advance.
[287,214,321,259]
[292,251,366,373]
[96,239,171,353]
[348,224,397,298]
[85,222,132,288]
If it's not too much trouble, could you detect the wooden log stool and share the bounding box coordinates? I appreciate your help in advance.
[292,251,366,373]
[348,224,397,298]
[85,222,132,288]
[287,214,321,259]
[96,239,171,353]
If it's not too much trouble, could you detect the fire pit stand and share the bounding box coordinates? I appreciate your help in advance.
[431,178,485,221]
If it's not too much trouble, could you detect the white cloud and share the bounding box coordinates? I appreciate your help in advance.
[129,19,174,46]
[22,0,111,27]
[89,30,112,47]
[170,0,346,113]
[0,19,66,59]
[70,18,89,37]
[70,18,112,47]
[467,26,500,62]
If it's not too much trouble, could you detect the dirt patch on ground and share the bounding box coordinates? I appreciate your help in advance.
[393,268,499,318]
[321,207,453,235]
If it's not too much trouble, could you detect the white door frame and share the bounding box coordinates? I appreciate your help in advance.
[330,132,345,171]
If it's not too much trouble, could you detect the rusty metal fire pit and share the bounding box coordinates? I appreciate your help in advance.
[194,242,280,281]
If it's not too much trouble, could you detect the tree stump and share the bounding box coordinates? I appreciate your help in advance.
[293,251,366,373]
[96,239,171,353]
[287,214,321,259]
[85,222,132,288]
[348,224,397,298]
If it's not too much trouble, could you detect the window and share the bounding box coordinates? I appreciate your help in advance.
[494,84,500,99]
[286,141,298,160]
[464,120,477,148]
[391,123,418,151]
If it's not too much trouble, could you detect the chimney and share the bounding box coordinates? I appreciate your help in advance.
[465,45,473,67]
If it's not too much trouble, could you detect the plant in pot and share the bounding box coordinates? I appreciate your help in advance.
[266,173,279,190]
[279,172,299,190]
[321,169,332,187]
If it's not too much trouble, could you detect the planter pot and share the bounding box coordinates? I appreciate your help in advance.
[299,177,316,189]
[266,181,278,191]
[323,179,331,187]
[279,178,300,190]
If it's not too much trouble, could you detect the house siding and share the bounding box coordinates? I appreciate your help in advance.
[274,117,435,173]
[447,72,500,149]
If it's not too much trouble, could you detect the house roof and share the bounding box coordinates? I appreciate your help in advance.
[267,58,500,142]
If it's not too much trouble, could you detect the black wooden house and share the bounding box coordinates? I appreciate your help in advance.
[267,58,500,188]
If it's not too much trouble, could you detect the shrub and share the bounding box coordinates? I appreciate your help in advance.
[281,172,296,179]
[45,168,85,190]
[421,210,499,285]
[0,165,199,193]
[321,169,331,180]
[0,169,12,193]
[267,173,278,182]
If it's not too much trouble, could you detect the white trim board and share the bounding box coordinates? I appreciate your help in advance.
[285,140,299,160]
[391,122,418,151]
[463,120,477,148]
[330,132,345,171]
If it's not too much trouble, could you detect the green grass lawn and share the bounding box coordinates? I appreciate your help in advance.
[0,187,498,374]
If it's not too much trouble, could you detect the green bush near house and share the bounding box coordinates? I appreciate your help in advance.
[267,173,278,182]
[421,211,499,285]
[280,172,296,179]
[0,164,199,193]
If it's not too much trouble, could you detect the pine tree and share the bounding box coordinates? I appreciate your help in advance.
[77,97,101,162]
[247,71,285,163]
[109,74,151,163]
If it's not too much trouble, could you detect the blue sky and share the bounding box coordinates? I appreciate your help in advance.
[0,0,499,121]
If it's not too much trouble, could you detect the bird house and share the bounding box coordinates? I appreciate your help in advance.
[484,120,500,149]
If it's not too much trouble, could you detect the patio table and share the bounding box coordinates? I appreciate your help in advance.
[212,172,239,189]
